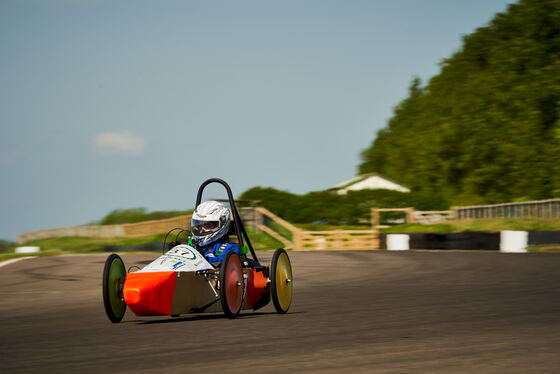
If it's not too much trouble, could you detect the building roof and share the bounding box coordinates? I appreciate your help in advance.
[328,173,410,194]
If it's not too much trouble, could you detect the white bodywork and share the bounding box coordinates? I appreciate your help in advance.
[138,244,214,272]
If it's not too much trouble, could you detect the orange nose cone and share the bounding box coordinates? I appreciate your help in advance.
[123,288,140,304]
[123,272,177,316]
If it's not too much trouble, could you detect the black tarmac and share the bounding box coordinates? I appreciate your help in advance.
[1,250,559,373]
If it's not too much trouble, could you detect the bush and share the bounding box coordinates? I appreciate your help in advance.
[0,239,14,253]
[239,186,450,225]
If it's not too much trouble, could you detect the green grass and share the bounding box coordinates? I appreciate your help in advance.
[296,223,371,231]
[0,252,41,261]
[244,226,284,251]
[0,236,168,261]
[96,208,193,225]
[1,227,283,259]
[380,218,560,234]
[5,218,559,259]
[527,244,560,252]
[23,235,171,253]
[0,248,76,261]
[267,220,294,240]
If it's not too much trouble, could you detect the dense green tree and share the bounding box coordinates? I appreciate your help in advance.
[359,0,560,205]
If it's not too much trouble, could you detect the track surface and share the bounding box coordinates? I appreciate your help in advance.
[1,251,560,373]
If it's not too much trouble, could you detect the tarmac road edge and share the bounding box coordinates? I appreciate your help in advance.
[0,256,33,269]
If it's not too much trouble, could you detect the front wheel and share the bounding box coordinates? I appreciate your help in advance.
[219,251,244,318]
[270,248,293,314]
[102,254,127,323]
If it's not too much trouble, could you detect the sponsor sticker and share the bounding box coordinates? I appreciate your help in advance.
[138,244,213,273]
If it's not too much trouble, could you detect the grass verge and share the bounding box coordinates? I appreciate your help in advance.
[527,244,560,253]
[1,228,284,259]
[296,224,371,231]
[380,218,560,234]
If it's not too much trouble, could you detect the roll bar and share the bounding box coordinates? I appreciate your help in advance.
[195,178,259,264]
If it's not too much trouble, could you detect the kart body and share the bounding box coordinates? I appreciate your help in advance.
[123,244,270,316]
[102,178,292,322]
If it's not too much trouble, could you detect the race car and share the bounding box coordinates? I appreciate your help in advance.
[102,178,293,322]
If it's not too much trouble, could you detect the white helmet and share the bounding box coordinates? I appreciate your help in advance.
[191,201,230,246]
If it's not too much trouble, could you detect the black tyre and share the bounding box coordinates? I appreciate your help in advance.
[219,251,244,318]
[102,254,127,323]
[270,248,293,314]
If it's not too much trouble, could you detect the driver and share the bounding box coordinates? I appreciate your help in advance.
[190,200,239,264]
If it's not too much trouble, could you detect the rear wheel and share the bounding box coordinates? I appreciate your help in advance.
[102,254,127,323]
[219,251,244,318]
[271,248,293,314]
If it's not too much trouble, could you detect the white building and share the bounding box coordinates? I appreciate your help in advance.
[328,173,410,195]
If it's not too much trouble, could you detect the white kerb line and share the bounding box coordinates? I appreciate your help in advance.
[0,257,34,269]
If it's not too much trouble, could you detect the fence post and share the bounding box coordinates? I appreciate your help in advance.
[371,208,379,229]
[255,207,262,233]
[372,229,380,250]
[336,230,343,250]
[406,208,414,223]
[293,228,303,251]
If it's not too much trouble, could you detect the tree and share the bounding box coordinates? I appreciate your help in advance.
[359,0,560,205]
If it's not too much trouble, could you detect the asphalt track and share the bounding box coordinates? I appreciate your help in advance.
[1,250,559,373]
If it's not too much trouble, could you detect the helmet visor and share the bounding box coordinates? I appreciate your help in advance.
[191,219,220,237]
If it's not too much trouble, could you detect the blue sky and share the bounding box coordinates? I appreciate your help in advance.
[0,0,513,240]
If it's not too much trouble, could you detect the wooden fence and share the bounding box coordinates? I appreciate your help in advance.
[372,199,560,226]
[122,215,190,238]
[17,215,191,244]
[412,210,455,224]
[251,207,300,250]
[300,230,378,251]
[454,199,560,220]
[371,208,414,229]
[20,198,559,247]
[246,207,378,251]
